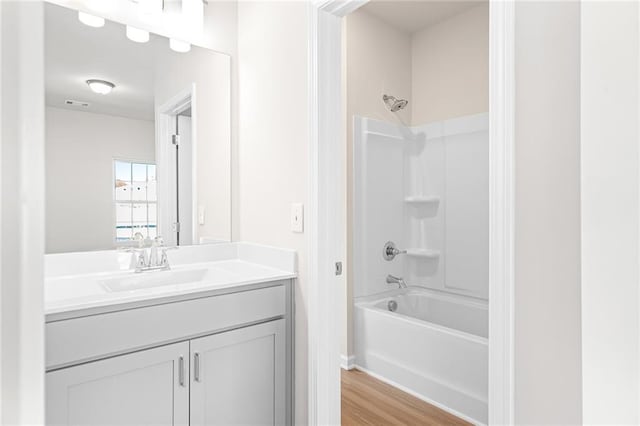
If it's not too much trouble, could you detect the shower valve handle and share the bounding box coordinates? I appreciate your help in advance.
[383,241,406,261]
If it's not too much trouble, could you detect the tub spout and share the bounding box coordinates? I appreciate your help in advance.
[386,274,407,289]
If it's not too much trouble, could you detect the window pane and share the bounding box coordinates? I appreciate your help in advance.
[132,163,147,182]
[147,181,157,201]
[131,181,147,201]
[116,226,132,241]
[148,203,157,224]
[132,203,147,223]
[115,203,132,223]
[114,161,131,181]
[114,160,157,244]
[147,165,156,181]
[115,181,132,201]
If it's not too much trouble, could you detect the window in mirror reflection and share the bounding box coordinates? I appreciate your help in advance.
[114,160,157,243]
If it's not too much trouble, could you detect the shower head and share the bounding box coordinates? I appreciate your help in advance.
[383,94,408,112]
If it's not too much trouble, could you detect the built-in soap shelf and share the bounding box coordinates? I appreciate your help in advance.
[404,196,440,204]
[405,249,440,259]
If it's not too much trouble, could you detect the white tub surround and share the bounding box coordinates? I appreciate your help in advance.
[353,113,489,300]
[353,113,489,423]
[45,242,295,426]
[355,288,488,424]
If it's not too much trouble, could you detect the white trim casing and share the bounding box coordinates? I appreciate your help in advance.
[0,1,46,423]
[155,85,199,247]
[308,3,346,425]
[488,2,515,424]
[309,1,515,425]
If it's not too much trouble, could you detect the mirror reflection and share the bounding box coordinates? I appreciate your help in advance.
[44,3,231,253]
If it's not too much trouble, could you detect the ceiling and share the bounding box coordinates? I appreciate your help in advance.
[362,0,486,34]
[45,3,160,121]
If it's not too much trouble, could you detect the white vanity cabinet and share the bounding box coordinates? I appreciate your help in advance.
[45,280,293,426]
[47,342,190,426]
[190,320,286,426]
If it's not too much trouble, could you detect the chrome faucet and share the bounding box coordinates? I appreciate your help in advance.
[125,235,174,273]
[386,274,407,289]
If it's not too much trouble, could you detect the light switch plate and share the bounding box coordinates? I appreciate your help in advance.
[291,203,304,233]
[198,206,206,225]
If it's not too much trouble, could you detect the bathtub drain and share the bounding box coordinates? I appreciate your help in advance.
[387,300,398,312]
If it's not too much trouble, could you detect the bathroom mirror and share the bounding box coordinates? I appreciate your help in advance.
[44,3,231,253]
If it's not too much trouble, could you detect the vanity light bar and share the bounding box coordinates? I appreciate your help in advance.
[79,6,193,53]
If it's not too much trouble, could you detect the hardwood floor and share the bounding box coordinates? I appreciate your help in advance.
[341,369,470,426]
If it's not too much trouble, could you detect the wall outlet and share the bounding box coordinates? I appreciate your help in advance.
[291,203,304,233]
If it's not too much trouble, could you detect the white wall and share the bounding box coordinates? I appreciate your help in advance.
[344,6,412,357]
[45,107,155,253]
[154,47,232,244]
[411,3,488,124]
[236,2,308,424]
[514,2,582,423]
[345,9,412,125]
[581,2,640,423]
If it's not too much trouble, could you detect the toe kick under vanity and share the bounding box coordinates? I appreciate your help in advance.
[44,243,296,426]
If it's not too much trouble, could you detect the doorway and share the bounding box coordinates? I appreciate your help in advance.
[156,86,198,247]
[308,1,515,424]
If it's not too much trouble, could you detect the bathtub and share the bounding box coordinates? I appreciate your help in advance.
[354,287,488,424]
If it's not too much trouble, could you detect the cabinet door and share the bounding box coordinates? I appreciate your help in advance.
[46,341,189,426]
[190,320,286,426]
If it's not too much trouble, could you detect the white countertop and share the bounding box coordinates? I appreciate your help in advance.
[45,242,297,321]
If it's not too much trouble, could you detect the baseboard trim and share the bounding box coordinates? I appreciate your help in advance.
[340,354,356,370]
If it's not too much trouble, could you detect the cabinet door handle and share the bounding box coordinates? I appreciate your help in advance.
[178,356,185,387]
[194,352,200,382]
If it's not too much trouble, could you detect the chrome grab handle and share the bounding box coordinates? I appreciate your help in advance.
[178,356,185,387]
[194,352,200,382]
[383,241,406,261]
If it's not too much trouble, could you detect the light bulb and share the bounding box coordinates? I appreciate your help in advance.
[169,39,191,53]
[78,11,105,28]
[126,26,149,43]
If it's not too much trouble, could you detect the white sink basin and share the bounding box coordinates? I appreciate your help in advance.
[100,268,209,292]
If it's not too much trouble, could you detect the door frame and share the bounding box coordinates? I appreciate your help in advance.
[0,1,46,423]
[307,1,515,424]
[155,84,199,246]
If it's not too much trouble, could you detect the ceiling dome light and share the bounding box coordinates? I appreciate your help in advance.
[78,11,105,28]
[169,38,191,53]
[86,79,115,95]
[126,26,149,43]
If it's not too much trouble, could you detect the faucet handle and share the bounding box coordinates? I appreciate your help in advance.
[383,241,407,261]
[132,232,145,248]
[158,245,178,268]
